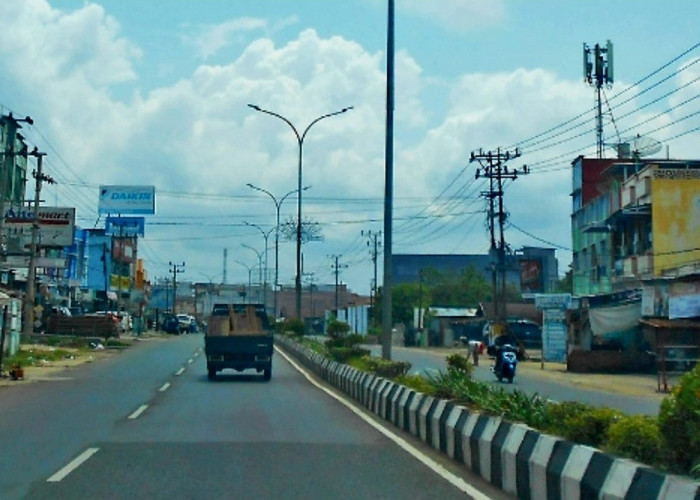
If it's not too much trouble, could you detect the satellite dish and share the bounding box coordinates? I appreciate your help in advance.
[610,134,662,159]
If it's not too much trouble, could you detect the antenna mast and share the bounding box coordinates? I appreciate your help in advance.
[583,40,614,158]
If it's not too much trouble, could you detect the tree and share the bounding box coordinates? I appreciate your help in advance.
[280,217,323,243]
[556,266,573,293]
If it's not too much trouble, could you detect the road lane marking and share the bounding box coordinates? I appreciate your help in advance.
[47,448,99,482]
[275,347,492,500]
[187,358,194,364]
[128,404,149,419]
[193,351,200,358]
[175,367,185,376]
[159,382,171,392]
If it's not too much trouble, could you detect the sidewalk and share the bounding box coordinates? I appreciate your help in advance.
[0,331,167,388]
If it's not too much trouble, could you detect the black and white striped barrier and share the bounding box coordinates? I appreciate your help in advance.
[277,337,700,499]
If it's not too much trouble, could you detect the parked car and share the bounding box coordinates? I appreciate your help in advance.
[161,313,180,334]
[483,318,541,359]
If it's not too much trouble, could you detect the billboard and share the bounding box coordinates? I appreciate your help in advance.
[99,185,155,215]
[520,259,543,293]
[669,281,700,320]
[105,216,145,237]
[3,205,76,251]
[651,170,700,275]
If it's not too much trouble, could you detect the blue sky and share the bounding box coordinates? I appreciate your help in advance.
[1,0,699,296]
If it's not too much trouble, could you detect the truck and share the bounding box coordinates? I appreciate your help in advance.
[204,303,273,381]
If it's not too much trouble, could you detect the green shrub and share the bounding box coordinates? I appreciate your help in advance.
[326,318,350,338]
[363,356,412,378]
[445,352,473,377]
[558,406,623,448]
[329,347,371,363]
[394,374,435,394]
[605,415,663,467]
[658,363,700,474]
[284,318,305,336]
[325,333,364,350]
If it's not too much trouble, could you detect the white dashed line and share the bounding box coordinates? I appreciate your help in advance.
[187,358,194,364]
[175,367,185,376]
[128,404,149,420]
[159,382,171,392]
[276,347,492,500]
[47,448,99,482]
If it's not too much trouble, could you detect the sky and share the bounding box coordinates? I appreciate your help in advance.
[1,0,699,297]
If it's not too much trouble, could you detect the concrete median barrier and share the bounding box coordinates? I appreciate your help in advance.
[276,337,700,499]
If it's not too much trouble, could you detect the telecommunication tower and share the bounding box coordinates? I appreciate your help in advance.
[583,40,614,158]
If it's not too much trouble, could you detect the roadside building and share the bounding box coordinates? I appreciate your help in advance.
[570,155,700,373]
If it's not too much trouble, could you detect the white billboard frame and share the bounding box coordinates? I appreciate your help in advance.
[99,185,155,215]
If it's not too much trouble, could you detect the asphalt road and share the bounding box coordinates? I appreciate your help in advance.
[0,335,508,500]
[367,345,664,416]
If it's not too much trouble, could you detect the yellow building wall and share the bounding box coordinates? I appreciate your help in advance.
[651,170,700,275]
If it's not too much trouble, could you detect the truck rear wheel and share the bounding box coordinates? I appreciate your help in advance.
[263,367,271,381]
[207,368,216,380]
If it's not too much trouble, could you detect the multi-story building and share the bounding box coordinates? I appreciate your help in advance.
[571,155,700,368]
[572,156,700,293]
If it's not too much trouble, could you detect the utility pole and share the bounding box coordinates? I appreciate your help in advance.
[23,149,54,337]
[304,272,317,318]
[470,148,528,339]
[169,261,185,313]
[583,40,614,158]
[329,254,348,313]
[222,248,227,284]
[362,230,381,317]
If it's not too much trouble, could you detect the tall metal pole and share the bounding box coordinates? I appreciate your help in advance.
[381,0,395,360]
[247,104,352,320]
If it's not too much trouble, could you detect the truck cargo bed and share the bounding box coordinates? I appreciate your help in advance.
[204,326,273,380]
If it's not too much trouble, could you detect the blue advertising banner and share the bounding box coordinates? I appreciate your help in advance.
[105,216,145,237]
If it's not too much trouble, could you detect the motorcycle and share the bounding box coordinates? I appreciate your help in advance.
[492,344,518,383]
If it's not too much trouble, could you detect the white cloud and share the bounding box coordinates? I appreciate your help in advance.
[2,1,696,290]
[182,17,269,60]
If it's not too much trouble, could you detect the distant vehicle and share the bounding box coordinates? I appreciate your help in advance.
[177,314,193,333]
[50,306,72,317]
[69,306,84,316]
[483,319,542,351]
[204,303,273,381]
[161,313,180,334]
[188,316,199,333]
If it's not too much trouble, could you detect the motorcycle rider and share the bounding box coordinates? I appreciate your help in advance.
[493,343,517,374]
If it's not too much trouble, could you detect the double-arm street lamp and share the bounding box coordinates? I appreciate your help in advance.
[247,104,353,320]
[241,243,263,303]
[244,221,275,310]
[246,184,309,317]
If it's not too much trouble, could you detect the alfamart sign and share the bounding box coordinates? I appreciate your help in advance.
[2,205,75,251]
[98,185,155,215]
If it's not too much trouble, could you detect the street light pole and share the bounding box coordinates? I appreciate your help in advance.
[246,184,307,318]
[234,260,253,303]
[244,222,274,310]
[248,104,353,320]
[242,243,263,303]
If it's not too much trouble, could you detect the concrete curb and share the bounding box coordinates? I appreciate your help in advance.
[277,337,700,499]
